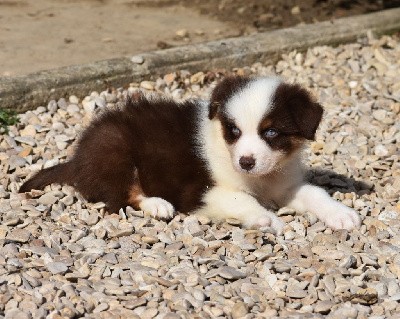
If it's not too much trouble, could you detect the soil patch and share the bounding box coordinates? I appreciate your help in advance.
[1,0,399,76]
[182,0,400,33]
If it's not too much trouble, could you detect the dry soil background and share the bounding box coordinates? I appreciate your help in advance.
[1,0,399,76]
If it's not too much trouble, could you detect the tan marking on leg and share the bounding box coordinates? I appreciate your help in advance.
[127,168,146,209]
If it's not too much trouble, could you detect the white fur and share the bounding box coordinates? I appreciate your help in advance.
[195,186,285,235]
[196,103,246,190]
[285,184,361,229]
[224,77,284,175]
[227,77,281,128]
[195,76,361,232]
[138,196,175,219]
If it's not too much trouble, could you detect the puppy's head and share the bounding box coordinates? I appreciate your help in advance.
[209,76,323,176]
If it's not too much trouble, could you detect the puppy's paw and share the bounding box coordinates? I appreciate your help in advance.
[139,197,175,219]
[245,212,285,235]
[321,205,361,230]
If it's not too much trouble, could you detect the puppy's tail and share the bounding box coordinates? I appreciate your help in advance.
[19,162,74,193]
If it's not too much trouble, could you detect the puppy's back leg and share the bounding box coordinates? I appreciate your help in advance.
[127,169,175,219]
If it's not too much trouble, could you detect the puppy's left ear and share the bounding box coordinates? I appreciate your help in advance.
[274,83,324,140]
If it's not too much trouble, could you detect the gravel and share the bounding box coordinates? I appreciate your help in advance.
[0,33,399,318]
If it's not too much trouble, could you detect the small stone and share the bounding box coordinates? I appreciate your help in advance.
[311,141,324,152]
[291,6,300,15]
[339,255,357,269]
[131,56,144,64]
[18,146,32,157]
[94,96,106,108]
[372,109,387,122]
[378,210,398,221]
[206,266,246,280]
[82,99,96,114]
[210,307,224,317]
[60,307,75,318]
[78,210,99,226]
[124,298,147,309]
[142,236,158,244]
[6,229,31,243]
[175,29,189,38]
[67,103,80,114]
[14,136,36,146]
[348,81,358,89]
[374,144,389,156]
[108,227,134,238]
[314,300,334,314]
[190,72,205,84]
[323,141,339,155]
[331,306,358,318]
[219,266,246,280]
[38,193,58,205]
[93,303,109,313]
[286,284,307,299]
[164,73,176,85]
[140,81,155,90]
[225,218,242,225]
[69,95,79,104]
[20,125,36,137]
[8,155,27,168]
[46,262,68,274]
[231,301,248,319]
[277,207,296,216]
[273,260,291,273]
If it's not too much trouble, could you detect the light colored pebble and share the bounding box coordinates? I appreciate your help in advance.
[46,262,68,274]
[131,56,144,64]
[6,229,31,243]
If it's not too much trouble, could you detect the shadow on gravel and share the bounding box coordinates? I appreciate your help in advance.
[307,169,374,196]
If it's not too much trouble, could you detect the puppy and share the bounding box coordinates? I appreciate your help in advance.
[20,76,361,234]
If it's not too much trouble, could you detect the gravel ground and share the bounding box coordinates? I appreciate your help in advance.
[1,33,400,318]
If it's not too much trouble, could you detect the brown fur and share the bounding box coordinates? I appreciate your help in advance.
[20,95,213,213]
[270,82,323,141]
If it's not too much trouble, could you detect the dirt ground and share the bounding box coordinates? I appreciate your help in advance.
[1,0,399,76]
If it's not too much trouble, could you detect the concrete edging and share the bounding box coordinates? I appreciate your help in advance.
[1,7,400,112]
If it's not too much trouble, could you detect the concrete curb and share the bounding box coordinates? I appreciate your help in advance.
[1,8,400,112]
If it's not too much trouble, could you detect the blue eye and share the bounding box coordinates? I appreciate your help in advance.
[231,126,241,137]
[264,128,278,138]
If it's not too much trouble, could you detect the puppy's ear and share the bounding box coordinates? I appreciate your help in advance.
[273,83,324,140]
[209,76,251,119]
[297,101,324,140]
[209,101,220,120]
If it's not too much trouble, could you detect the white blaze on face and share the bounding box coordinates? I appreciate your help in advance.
[225,77,284,175]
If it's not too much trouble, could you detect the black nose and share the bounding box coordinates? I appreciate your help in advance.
[239,156,255,171]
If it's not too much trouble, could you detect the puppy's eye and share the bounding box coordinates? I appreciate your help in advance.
[229,124,241,137]
[264,128,278,138]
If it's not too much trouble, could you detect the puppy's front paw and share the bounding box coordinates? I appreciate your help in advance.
[139,197,175,219]
[245,212,285,235]
[321,205,361,230]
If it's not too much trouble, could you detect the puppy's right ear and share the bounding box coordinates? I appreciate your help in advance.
[209,76,250,120]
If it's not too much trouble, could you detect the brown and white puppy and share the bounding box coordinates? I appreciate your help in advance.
[20,76,361,234]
